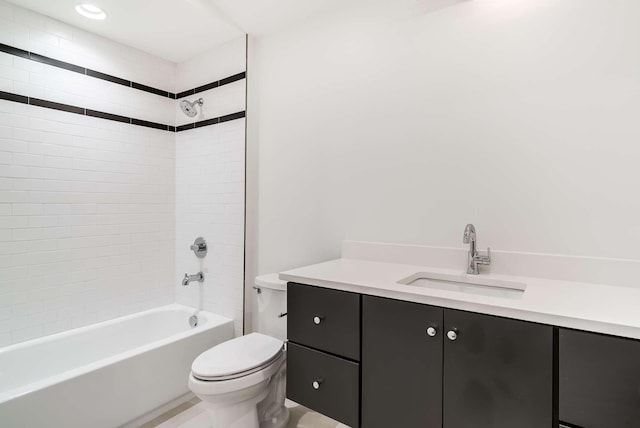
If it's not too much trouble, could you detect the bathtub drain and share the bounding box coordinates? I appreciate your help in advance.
[189,315,198,328]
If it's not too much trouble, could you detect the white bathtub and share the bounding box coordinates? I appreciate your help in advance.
[0,304,234,428]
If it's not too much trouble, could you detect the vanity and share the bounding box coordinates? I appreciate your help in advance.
[281,240,640,428]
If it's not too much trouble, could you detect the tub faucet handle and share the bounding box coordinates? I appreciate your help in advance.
[190,237,207,258]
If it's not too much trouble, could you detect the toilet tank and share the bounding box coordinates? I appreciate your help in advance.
[255,274,287,341]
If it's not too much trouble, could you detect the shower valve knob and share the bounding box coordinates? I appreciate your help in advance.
[190,237,207,258]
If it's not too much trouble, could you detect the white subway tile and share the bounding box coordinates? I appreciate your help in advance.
[0,190,28,202]
[11,324,43,343]
[0,3,12,21]
[29,28,59,47]
[0,64,29,83]
[12,152,43,166]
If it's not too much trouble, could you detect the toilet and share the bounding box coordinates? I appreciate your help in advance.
[189,274,288,428]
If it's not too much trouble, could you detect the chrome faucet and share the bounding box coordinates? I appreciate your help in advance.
[182,271,204,286]
[463,224,491,274]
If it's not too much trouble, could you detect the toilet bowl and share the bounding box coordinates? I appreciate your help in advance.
[189,274,289,428]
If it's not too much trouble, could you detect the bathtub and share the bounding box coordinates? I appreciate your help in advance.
[0,304,234,428]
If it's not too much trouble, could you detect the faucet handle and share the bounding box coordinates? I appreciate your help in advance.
[190,237,207,258]
[476,247,491,265]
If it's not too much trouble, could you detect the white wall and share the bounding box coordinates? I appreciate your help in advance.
[175,38,246,336]
[0,1,177,346]
[250,0,640,276]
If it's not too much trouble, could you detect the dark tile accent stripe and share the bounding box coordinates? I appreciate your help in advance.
[131,118,168,131]
[219,72,246,86]
[177,111,246,132]
[86,109,130,124]
[0,90,173,131]
[169,93,177,100]
[0,90,29,104]
[176,123,195,132]
[86,69,130,87]
[1,90,244,133]
[30,98,84,115]
[176,89,195,99]
[194,117,219,128]
[0,43,30,59]
[178,71,247,98]
[219,111,246,123]
[131,82,168,97]
[30,52,85,74]
[193,81,219,94]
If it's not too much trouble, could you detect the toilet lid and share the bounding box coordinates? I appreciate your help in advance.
[192,333,284,380]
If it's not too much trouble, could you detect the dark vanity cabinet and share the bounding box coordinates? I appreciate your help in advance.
[559,328,640,428]
[362,296,554,428]
[287,282,640,428]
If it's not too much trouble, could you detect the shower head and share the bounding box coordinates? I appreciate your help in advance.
[180,98,204,118]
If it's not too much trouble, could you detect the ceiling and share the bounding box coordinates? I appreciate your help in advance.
[6,0,356,63]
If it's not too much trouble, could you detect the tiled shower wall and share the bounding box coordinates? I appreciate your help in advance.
[0,103,175,346]
[175,38,246,336]
[0,1,178,347]
[0,2,246,346]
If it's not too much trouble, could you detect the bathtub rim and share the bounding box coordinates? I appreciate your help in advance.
[0,303,233,405]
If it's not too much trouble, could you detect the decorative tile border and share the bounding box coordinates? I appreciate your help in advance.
[175,111,246,132]
[0,43,246,100]
[176,72,246,99]
[0,90,245,132]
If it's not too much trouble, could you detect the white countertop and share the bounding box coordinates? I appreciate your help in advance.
[280,258,640,340]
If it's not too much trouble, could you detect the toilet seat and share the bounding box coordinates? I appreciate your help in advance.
[189,350,286,397]
[191,333,284,381]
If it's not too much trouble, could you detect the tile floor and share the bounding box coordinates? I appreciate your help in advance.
[142,398,349,428]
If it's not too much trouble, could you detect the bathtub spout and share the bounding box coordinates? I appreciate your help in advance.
[182,272,204,286]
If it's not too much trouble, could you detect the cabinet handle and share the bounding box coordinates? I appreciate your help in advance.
[426,326,437,337]
[313,316,324,325]
[447,329,458,341]
[312,379,323,390]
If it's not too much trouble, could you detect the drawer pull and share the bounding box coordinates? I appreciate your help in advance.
[312,379,323,390]
[313,316,324,325]
[447,329,458,341]
[426,326,438,337]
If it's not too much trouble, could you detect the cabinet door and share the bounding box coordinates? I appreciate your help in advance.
[362,296,444,428]
[443,309,554,428]
[559,328,640,428]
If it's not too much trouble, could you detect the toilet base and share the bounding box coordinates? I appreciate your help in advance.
[260,406,289,428]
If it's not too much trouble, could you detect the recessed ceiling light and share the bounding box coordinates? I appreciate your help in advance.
[75,3,107,20]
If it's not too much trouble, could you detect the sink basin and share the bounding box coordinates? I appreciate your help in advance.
[397,271,526,299]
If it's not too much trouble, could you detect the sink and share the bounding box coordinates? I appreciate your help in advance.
[397,271,526,299]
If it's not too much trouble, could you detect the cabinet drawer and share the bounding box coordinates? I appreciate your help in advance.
[287,342,360,428]
[559,329,640,428]
[287,283,360,360]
